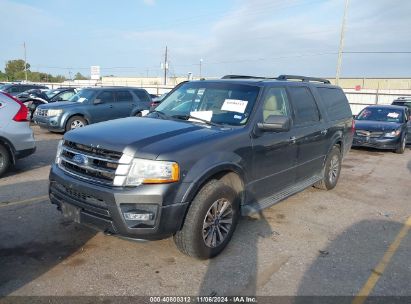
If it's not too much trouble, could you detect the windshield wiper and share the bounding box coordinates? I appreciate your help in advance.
[171,114,221,127]
[150,110,169,119]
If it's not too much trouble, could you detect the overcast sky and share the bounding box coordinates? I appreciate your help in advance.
[1,0,410,78]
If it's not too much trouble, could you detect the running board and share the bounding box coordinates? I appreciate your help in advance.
[241,175,322,216]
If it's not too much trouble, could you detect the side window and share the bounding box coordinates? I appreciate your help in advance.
[56,91,75,101]
[116,91,133,102]
[97,91,114,103]
[262,87,290,122]
[288,87,320,125]
[317,87,352,120]
[133,90,150,102]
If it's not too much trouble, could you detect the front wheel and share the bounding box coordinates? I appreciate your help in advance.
[66,116,87,132]
[173,180,239,259]
[314,146,342,190]
[395,135,406,154]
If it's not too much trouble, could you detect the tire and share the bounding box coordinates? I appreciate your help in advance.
[135,112,142,117]
[173,180,240,259]
[66,116,87,132]
[394,135,406,154]
[314,145,342,190]
[0,144,11,177]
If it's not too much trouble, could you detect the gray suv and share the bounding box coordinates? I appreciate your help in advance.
[33,87,152,132]
[0,92,36,176]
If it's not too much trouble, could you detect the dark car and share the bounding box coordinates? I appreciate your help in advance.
[0,83,48,96]
[392,97,411,111]
[33,87,152,132]
[353,105,410,153]
[49,75,353,259]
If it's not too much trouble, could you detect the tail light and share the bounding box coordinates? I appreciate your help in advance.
[150,102,157,107]
[351,119,355,134]
[1,92,29,122]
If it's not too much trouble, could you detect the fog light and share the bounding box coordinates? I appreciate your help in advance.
[123,212,153,221]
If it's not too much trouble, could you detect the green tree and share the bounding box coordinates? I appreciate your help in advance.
[5,59,30,81]
[74,72,87,80]
[0,70,8,81]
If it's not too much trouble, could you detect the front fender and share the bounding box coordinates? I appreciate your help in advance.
[181,151,247,203]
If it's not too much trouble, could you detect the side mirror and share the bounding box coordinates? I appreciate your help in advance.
[257,115,291,132]
[94,98,103,105]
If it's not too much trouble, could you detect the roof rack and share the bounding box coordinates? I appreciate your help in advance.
[277,75,331,84]
[221,75,267,79]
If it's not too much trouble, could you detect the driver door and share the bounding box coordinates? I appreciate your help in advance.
[90,91,115,123]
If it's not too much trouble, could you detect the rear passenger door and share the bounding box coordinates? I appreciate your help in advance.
[288,86,328,182]
[114,90,135,118]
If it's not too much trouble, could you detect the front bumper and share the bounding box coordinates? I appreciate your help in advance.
[49,164,190,240]
[33,115,65,132]
[352,136,401,150]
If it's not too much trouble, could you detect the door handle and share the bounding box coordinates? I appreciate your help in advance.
[289,136,297,144]
[321,129,328,135]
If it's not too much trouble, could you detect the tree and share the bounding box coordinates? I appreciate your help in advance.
[5,59,30,81]
[74,72,87,80]
[0,70,7,81]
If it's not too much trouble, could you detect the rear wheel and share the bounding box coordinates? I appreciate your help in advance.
[0,144,11,177]
[135,112,142,117]
[173,180,239,259]
[395,135,406,154]
[66,116,87,132]
[314,146,342,190]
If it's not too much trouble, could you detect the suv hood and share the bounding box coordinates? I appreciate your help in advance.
[355,120,401,132]
[64,117,224,159]
[38,101,77,109]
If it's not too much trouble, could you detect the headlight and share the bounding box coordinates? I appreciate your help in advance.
[48,109,63,116]
[124,159,179,186]
[384,130,401,138]
[55,140,63,164]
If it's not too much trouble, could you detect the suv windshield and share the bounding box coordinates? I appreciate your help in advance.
[155,82,260,126]
[68,89,96,103]
[357,107,404,123]
[46,89,62,98]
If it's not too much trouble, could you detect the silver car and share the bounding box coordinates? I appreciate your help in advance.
[0,92,36,176]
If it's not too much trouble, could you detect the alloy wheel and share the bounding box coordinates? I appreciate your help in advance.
[70,120,85,130]
[202,198,233,248]
[329,154,340,184]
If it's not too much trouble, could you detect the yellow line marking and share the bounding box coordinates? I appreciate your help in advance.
[0,195,49,208]
[352,216,411,304]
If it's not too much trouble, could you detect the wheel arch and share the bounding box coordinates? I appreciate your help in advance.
[0,136,16,164]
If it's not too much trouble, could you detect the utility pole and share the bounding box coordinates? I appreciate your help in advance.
[199,58,203,79]
[335,0,349,85]
[23,42,28,82]
[163,46,168,85]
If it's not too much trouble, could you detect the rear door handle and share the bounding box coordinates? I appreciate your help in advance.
[289,136,297,144]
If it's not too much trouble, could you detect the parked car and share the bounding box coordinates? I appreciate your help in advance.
[33,87,151,133]
[48,75,353,258]
[18,88,78,119]
[0,83,48,96]
[353,105,410,153]
[392,97,411,111]
[149,92,169,111]
[0,92,36,176]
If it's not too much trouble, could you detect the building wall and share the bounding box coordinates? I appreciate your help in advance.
[327,78,411,90]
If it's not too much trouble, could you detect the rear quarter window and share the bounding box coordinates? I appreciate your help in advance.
[133,90,150,102]
[317,87,352,120]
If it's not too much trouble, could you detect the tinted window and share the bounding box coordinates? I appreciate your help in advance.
[98,91,115,103]
[317,87,352,120]
[288,87,320,125]
[117,91,133,102]
[357,107,404,123]
[262,87,290,122]
[133,90,150,102]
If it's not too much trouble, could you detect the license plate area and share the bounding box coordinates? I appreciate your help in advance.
[61,203,81,223]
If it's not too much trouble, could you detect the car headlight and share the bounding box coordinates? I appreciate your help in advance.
[124,159,179,186]
[55,140,63,164]
[48,109,63,116]
[384,130,401,138]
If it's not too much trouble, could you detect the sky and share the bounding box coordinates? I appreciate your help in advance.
[0,0,410,79]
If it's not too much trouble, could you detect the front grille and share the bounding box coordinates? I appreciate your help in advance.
[36,108,48,117]
[53,182,108,209]
[356,130,384,138]
[59,140,128,186]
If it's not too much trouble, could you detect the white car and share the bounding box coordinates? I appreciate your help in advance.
[0,92,36,176]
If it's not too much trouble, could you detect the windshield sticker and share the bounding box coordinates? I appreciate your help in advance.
[189,111,213,122]
[78,97,87,103]
[221,99,248,113]
[387,112,399,118]
[234,115,242,120]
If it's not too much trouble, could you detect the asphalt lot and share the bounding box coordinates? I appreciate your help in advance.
[0,125,410,298]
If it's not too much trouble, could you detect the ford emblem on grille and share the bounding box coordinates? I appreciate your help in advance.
[72,154,89,166]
